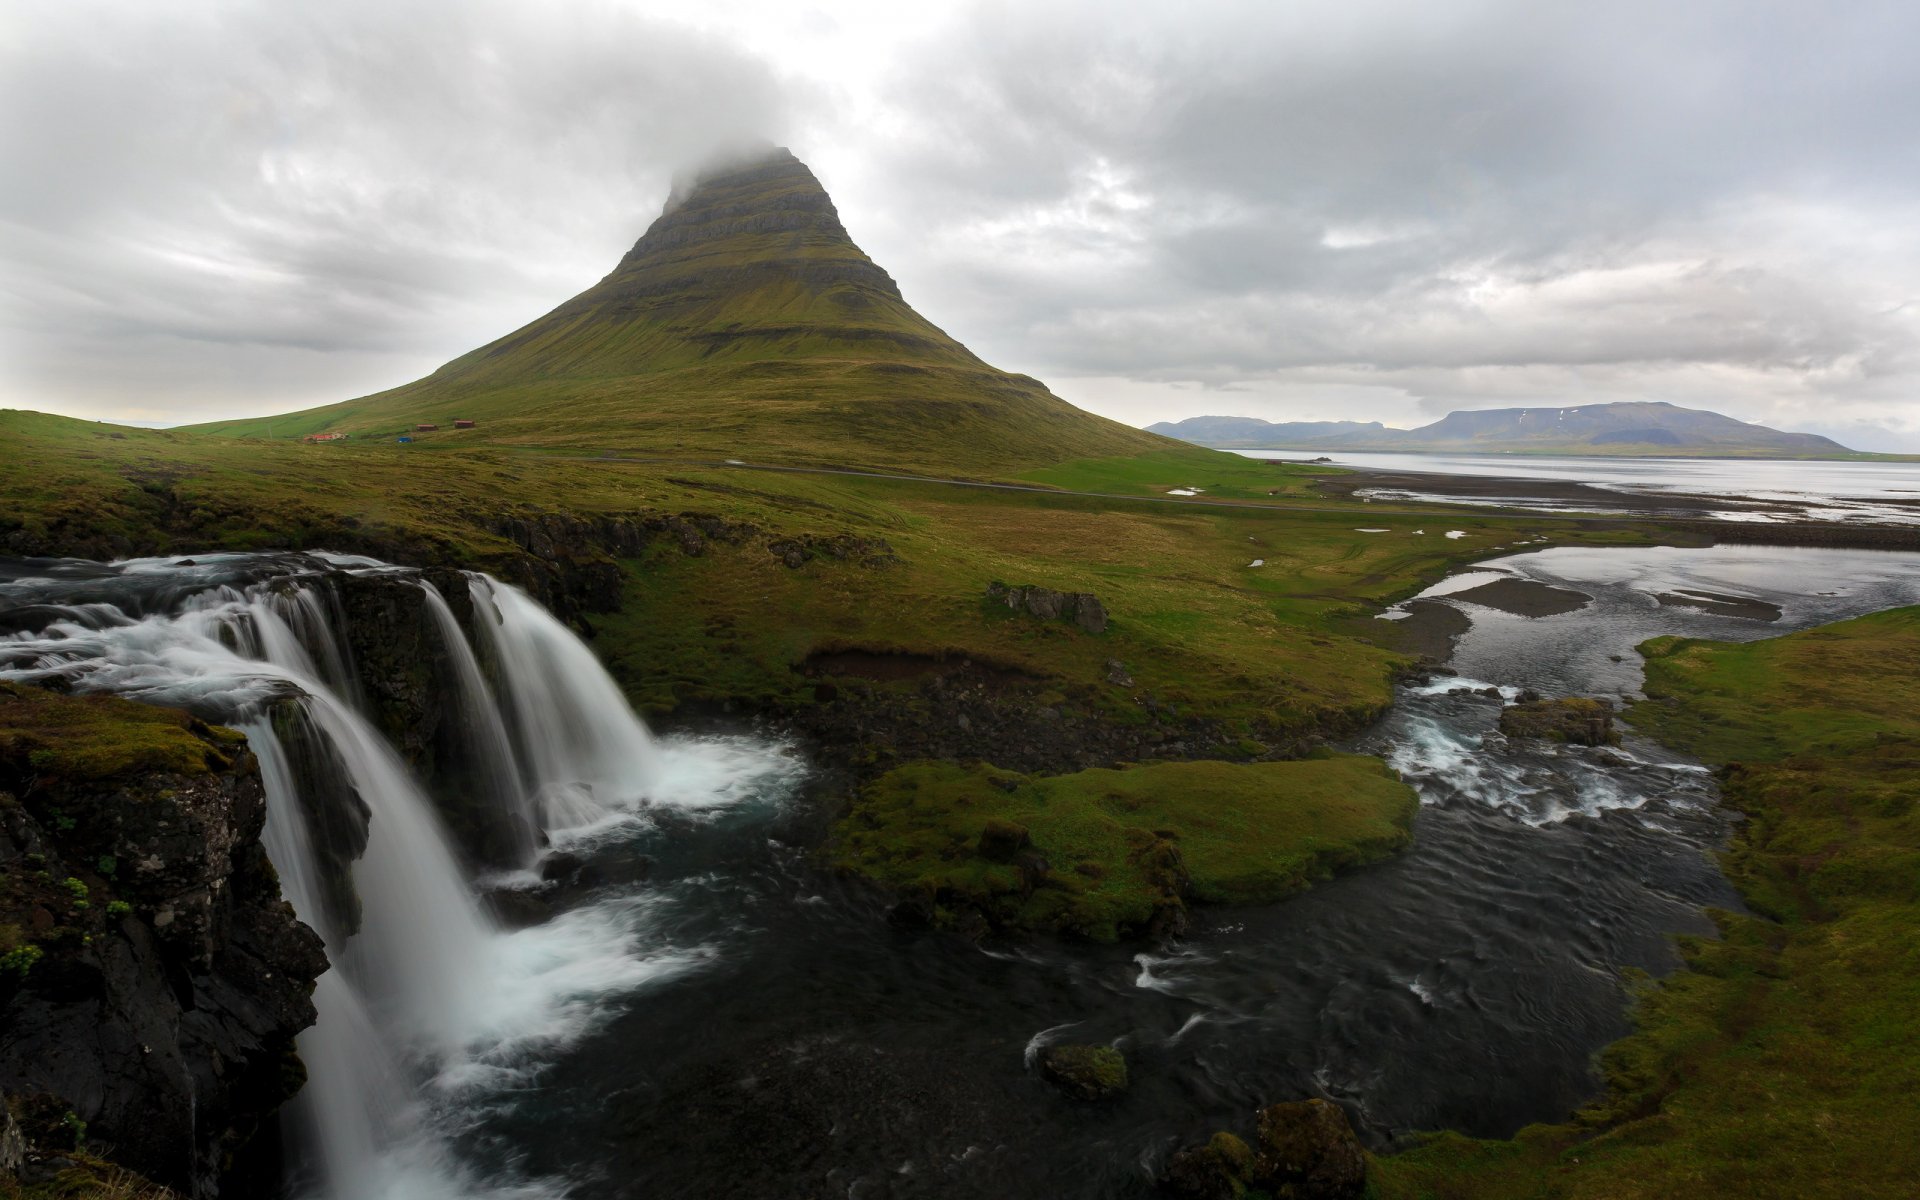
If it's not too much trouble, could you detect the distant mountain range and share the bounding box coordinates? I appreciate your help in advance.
[1146,402,1852,457]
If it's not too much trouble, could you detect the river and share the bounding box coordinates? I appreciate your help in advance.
[3,545,1920,1197]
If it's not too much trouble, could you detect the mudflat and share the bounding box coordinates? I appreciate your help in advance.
[1653,589,1783,621]
[1387,598,1475,660]
[1447,577,1593,617]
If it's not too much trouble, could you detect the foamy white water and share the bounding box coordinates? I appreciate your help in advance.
[469,575,659,832]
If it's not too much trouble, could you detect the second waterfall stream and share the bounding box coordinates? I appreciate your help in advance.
[0,552,803,1200]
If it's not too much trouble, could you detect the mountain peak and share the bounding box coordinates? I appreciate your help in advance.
[661,142,801,213]
[191,148,1167,472]
[604,144,904,304]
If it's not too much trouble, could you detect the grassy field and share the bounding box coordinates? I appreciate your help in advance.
[0,409,1653,736]
[1372,606,1920,1200]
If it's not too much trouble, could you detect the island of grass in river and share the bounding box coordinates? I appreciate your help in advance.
[833,756,1419,940]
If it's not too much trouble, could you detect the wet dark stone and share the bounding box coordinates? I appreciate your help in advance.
[1251,1099,1367,1199]
[1037,1044,1129,1101]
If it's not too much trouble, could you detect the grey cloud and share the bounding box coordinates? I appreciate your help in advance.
[6,0,1920,448]
[2,0,796,417]
[850,1,1920,445]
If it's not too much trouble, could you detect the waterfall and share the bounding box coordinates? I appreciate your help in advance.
[467,575,658,834]
[417,581,538,865]
[0,553,765,1199]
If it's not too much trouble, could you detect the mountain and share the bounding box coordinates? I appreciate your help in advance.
[192,147,1167,473]
[1148,402,1853,457]
[1146,416,1385,446]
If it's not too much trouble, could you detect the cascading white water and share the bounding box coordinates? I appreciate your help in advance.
[467,575,659,833]
[416,581,538,864]
[0,554,798,1199]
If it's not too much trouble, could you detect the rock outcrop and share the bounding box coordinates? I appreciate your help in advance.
[985,581,1109,634]
[1161,1132,1255,1200]
[1161,1098,1367,1199]
[0,683,326,1197]
[1498,696,1620,746]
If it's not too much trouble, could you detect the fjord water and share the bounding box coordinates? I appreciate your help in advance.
[5,545,1920,1197]
[1239,448,1920,523]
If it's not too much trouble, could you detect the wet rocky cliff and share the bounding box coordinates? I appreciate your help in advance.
[0,683,326,1197]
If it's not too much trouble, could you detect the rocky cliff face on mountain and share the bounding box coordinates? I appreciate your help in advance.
[0,683,326,1197]
[1150,401,1851,456]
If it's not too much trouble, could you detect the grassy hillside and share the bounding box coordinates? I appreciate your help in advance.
[1374,607,1920,1199]
[0,408,1660,728]
[186,150,1167,474]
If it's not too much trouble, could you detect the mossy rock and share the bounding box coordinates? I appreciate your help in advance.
[1037,1043,1128,1101]
[0,683,241,781]
[1497,696,1619,746]
[1162,1131,1256,1199]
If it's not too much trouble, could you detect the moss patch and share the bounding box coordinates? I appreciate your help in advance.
[0,683,243,781]
[1037,1043,1130,1101]
[833,756,1418,940]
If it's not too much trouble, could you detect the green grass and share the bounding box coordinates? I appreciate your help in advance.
[0,406,1655,744]
[1018,447,1331,500]
[1372,606,1920,1200]
[832,756,1418,941]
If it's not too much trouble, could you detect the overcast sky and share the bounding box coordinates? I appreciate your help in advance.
[6,0,1920,449]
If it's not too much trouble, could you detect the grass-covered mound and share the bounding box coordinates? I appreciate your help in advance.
[1374,605,1920,1199]
[833,756,1418,941]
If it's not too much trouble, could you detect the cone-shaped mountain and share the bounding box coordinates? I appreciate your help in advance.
[198,148,1166,472]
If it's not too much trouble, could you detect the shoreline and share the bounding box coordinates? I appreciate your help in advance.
[1299,463,1920,552]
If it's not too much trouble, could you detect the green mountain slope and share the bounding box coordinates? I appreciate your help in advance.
[191,148,1167,474]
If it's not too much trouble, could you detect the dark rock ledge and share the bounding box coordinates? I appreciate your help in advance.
[0,683,326,1198]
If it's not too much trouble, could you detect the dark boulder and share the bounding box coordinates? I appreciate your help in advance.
[1036,1043,1129,1101]
[1162,1099,1366,1200]
[1161,1131,1254,1199]
[1498,696,1620,746]
[1252,1098,1367,1199]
